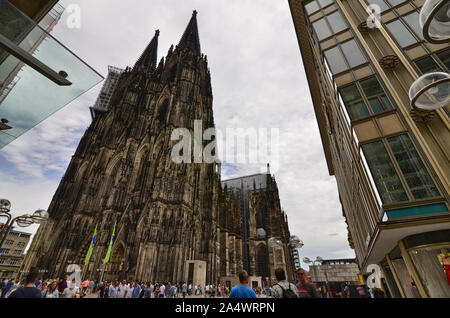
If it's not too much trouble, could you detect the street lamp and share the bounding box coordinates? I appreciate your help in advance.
[409,72,450,111]
[0,199,48,248]
[267,237,283,250]
[420,0,450,44]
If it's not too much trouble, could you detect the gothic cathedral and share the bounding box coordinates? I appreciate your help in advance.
[21,12,295,285]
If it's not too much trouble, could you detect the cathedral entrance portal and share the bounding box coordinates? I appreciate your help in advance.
[109,243,125,281]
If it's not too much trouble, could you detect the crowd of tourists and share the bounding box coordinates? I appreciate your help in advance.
[1,267,375,299]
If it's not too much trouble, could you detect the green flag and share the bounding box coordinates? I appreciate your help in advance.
[84,225,97,266]
[103,223,116,265]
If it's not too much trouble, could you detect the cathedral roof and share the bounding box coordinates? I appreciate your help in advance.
[177,10,201,55]
[133,29,160,72]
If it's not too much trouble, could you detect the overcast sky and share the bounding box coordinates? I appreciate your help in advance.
[0,0,355,268]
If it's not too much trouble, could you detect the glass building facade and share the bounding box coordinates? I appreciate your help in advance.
[289,0,450,297]
[0,0,103,149]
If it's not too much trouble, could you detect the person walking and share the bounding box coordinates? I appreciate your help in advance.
[143,283,152,298]
[296,268,319,298]
[343,283,350,298]
[132,280,141,298]
[117,280,127,298]
[43,281,59,298]
[125,281,134,298]
[8,272,42,298]
[271,268,300,298]
[57,275,68,297]
[1,279,14,298]
[357,285,367,298]
[62,283,78,298]
[39,282,48,297]
[82,279,89,296]
[108,281,119,298]
[182,282,187,298]
[139,283,146,298]
[159,283,165,298]
[229,270,257,298]
[98,282,106,298]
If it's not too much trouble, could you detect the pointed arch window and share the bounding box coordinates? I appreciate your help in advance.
[256,244,270,278]
[157,100,169,124]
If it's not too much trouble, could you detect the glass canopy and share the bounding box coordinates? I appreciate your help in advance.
[0,0,103,149]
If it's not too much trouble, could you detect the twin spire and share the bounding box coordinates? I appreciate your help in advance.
[133,10,201,72]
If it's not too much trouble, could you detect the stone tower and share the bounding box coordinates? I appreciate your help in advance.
[21,11,231,284]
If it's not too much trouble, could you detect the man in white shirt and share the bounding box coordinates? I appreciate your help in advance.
[118,280,127,298]
[68,279,80,296]
[159,283,165,298]
[62,284,77,298]
[125,281,134,298]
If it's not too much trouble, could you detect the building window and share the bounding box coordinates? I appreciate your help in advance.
[386,19,418,48]
[9,259,19,266]
[305,0,320,15]
[312,18,332,41]
[13,250,22,256]
[318,0,333,8]
[340,84,370,121]
[0,248,10,254]
[409,245,450,298]
[0,258,5,265]
[327,11,348,34]
[339,76,392,121]
[305,0,334,15]
[17,242,25,248]
[341,40,367,68]
[436,49,450,70]
[359,77,393,114]
[402,12,424,40]
[5,240,14,245]
[324,40,367,75]
[324,46,348,75]
[415,56,443,74]
[387,134,440,199]
[361,141,408,204]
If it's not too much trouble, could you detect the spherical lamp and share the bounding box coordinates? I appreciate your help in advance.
[409,72,450,110]
[420,0,450,43]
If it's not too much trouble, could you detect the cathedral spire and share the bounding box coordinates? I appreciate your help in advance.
[134,29,160,71]
[177,10,201,55]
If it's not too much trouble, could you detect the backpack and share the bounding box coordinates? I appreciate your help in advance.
[276,283,298,298]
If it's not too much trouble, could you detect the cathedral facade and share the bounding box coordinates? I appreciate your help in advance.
[20,12,294,285]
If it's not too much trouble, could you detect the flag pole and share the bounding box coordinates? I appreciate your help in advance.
[101,222,116,283]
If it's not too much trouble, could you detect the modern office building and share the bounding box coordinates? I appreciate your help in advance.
[0,3,64,105]
[289,0,450,298]
[0,225,31,278]
[0,0,103,149]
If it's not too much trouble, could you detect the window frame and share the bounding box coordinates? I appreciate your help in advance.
[339,75,395,122]
[359,132,442,205]
[323,39,369,77]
